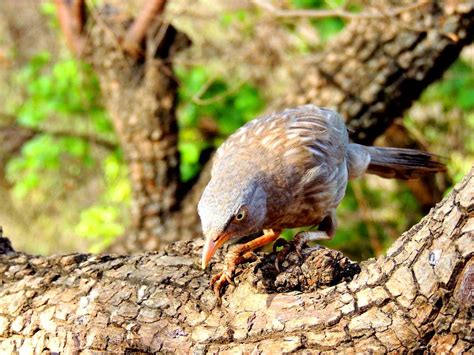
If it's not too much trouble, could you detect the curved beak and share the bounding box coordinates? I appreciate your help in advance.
[201,231,232,269]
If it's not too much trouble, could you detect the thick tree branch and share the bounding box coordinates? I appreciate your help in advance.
[0,168,472,352]
[279,1,474,145]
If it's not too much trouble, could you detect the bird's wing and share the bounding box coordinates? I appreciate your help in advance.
[281,105,348,166]
[213,105,348,177]
[279,105,349,210]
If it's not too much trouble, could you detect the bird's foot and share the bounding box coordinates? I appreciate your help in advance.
[209,229,281,299]
[274,231,330,272]
[210,247,256,298]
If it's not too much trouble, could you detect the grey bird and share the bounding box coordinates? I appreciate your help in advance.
[198,104,445,295]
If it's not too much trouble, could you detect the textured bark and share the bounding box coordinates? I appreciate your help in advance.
[0,169,472,353]
[176,1,474,240]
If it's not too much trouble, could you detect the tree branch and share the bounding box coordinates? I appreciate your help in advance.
[252,0,431,20]
[279,1,474,144]
[0,168,472,352]
[0,122,118,153]
[54,0,86,55]
[122,0,168,57]
[27,127,117,151]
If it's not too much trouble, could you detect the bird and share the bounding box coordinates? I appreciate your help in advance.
[198,104,446,296]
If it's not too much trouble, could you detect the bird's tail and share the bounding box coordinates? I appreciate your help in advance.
[363,146,446,179]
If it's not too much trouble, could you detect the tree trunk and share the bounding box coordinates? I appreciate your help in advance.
[79,6,191,252]
[0,168,472,353]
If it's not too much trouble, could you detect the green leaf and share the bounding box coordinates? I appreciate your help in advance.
[292,0,324,9]
[312,17,345,41]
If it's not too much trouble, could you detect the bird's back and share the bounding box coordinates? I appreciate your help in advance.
[213,105,349,229]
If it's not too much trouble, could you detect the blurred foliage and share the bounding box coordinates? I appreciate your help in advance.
[421,60,474,111]
[7,54,105,199]
[176,66,264,181]
[3,52,128,253]
[291,0,347,42]
[75,153,130,253]
[39,1,60,29]
[13,53,110,131]
[405,58,474,187]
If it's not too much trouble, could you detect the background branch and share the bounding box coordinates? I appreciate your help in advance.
[122,0,168,57]
[252,0,431,20]
[0,122,117,152]
[54,0,86,55]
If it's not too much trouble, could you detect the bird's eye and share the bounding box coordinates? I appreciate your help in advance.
[234,207,247,222]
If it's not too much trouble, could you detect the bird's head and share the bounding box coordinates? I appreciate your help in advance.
[198,175,267,269]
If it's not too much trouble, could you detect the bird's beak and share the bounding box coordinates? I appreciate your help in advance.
[201,231,232,269]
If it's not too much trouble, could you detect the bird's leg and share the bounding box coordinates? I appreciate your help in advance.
[293,231,330,257]
[210,229,281,298]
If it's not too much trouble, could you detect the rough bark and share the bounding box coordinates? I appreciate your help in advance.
[0,169,472,353]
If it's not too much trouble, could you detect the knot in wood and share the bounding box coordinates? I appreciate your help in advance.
[248,246,360,293]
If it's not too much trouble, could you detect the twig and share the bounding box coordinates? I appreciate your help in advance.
[192,79,245,106]
[54,0,86,55]
[122,0,168,57]
[0,121,117,151]
[29,127,118,151]
[146,20,170,63]
[252,0,431,20]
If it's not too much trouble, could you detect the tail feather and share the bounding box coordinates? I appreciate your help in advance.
[365,146,446,179]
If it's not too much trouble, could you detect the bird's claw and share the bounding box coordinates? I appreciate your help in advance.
[210,269,235,298]
[209,247,246,298]
[207,230,282,299]
[294,236,306,259]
